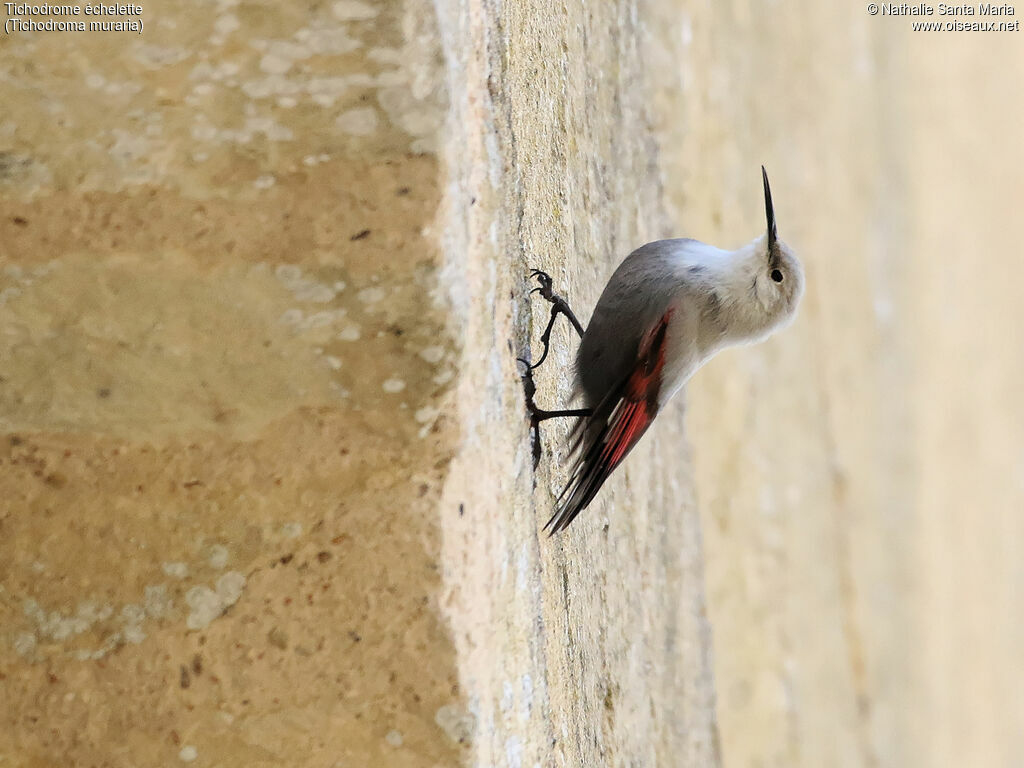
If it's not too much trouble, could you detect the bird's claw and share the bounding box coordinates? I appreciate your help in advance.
[528,269,554,301]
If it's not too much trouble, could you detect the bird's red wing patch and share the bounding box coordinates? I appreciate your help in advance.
[546,310,673,534]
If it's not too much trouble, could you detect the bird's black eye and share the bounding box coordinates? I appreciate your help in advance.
[770,268,784,283]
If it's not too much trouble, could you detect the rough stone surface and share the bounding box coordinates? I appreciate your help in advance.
[4,2,1022,768]
[2,2,463,766]
[432,0,719,764]
[2,0,720,765]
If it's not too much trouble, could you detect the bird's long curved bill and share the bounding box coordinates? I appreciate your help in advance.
[762,165,777,248]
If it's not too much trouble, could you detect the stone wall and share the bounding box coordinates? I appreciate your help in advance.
[1,0,719,765]
[432,0,719,764]
[1,1,465,765]
[3,1,1023,767]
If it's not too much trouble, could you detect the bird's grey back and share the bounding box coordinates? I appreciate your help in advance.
[576,239,699,405]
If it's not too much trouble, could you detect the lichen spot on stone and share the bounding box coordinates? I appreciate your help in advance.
[185,586,221,631]
[415,406,439,425]
[357,286,387,304]
[163,562,189,579]
[336,107,380,136]
[208,544,229,570]
[14,632,37,657]
[216,571,246,606]
[213,13,239,38]
[419,345,444,364]
[178,745,198,763]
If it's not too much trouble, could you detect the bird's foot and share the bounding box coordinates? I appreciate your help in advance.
[523,269,585,372]
[519,269,589,468]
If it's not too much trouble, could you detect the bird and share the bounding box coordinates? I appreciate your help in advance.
[521,166,805,533]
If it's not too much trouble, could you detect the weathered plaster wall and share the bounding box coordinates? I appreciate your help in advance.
[901,31,1024,768]
[2,0,721,766]
[5,1,1022,767]
[660,6,915,765]
[1,1,468,765]
[648,6,1024,768]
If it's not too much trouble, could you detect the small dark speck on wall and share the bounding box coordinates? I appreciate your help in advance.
[97,388,111,398]
[459,503,465,517]
[12,216,27,226]
[350,229,371,241]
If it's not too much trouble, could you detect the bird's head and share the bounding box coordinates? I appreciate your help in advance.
[751,166,804,330]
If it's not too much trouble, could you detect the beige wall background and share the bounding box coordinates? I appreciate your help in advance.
[668,8,1024,768]
[1,1,1021,767]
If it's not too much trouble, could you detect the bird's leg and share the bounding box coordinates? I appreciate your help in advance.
[524,269,585,371]
[519,365,592,423]
[518,359,593,468]
[519,270,591,467]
